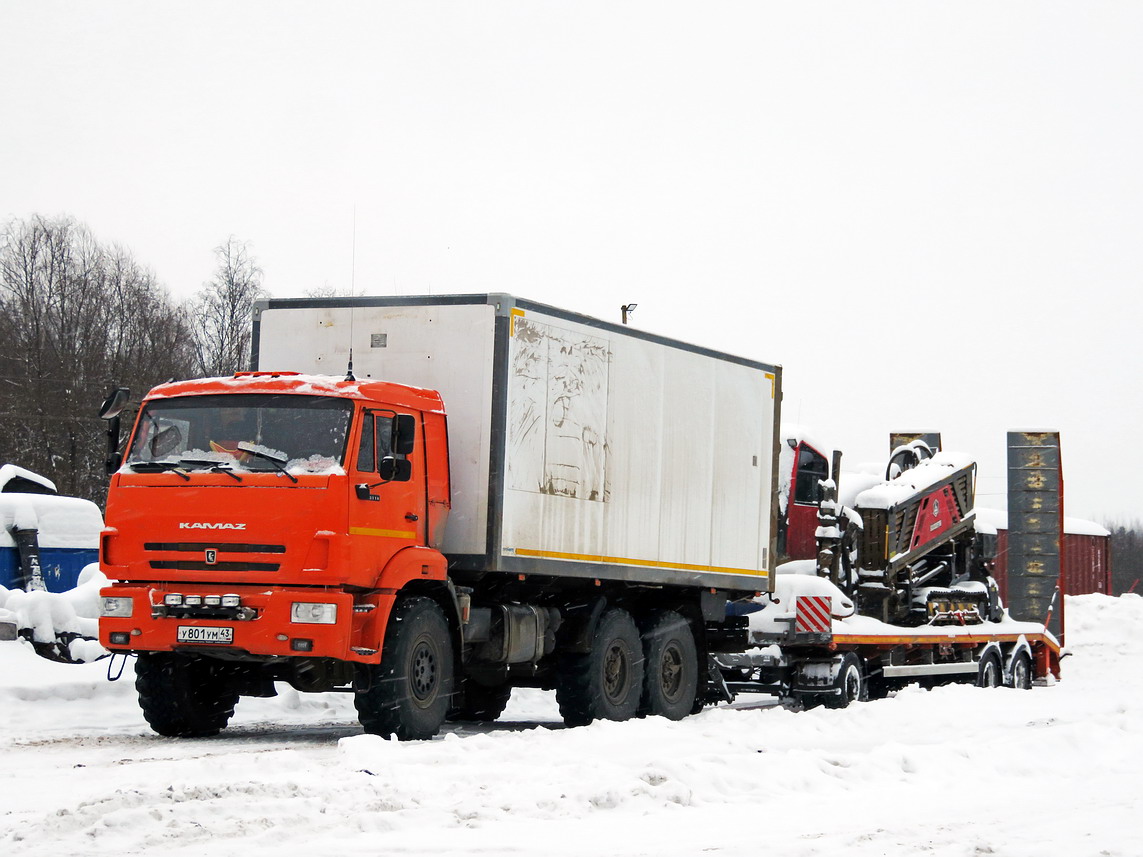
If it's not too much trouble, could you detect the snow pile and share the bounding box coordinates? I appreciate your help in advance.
[0,594,1141,856]
[0,563,109,662]
[0,493,103,549]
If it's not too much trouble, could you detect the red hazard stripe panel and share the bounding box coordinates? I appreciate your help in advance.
[795,595,832,633]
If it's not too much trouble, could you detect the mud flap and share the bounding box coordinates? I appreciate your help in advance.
[702,654,735,705]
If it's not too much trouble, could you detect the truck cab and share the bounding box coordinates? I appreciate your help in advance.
[100,372,455,736]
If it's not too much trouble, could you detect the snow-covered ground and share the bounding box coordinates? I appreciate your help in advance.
[2,593,1140,856]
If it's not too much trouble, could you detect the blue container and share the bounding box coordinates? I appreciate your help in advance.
[0,546,98,593]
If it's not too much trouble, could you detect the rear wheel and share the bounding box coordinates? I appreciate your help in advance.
[135,652,239,738]
[355,596,454,740]
[639,610,698,720]
[1007,651,1033,690]
[556,608,644,727]
[977,651,1002,688]
[823,652,867,709]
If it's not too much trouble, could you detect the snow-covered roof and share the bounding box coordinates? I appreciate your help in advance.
[0,494,103,549]
[974,507,1110,538]
[0,464,56,494]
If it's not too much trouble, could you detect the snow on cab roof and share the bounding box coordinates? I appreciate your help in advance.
[145,372,446,413]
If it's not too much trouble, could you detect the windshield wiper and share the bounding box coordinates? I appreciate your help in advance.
[179,458,244,482]
[237,443,298,483]
[128,461,190,481]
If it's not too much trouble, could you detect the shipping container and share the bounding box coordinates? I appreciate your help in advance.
[975,508,1111,600]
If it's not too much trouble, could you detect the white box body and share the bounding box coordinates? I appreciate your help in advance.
[253,294,781,592]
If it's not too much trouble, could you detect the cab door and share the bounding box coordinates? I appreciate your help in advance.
[784,441,830,560]
[347,407,427,582]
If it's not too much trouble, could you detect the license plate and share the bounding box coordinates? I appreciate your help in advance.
[176,625,234,644]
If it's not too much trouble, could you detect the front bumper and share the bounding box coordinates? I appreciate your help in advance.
[99,583,393,662]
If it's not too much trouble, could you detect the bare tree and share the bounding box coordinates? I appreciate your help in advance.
[0,214,196,504]
[304,283,365,299]
[187,238,267,376]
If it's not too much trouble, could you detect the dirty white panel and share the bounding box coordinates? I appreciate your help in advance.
[508,317,609,501]
[709,361,772,571]
[501,306,775,582]
[599,342,664,561]
[256,303,496,556]
[651,350,716,567]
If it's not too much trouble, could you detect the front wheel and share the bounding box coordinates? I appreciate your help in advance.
[449,679,513,723]
[135,652,240,738]
[355,596,454,740]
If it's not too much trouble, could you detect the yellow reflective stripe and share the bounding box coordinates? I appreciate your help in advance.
[349,527,416,539]
[510,307,525,336]
[765,372,775,398]
[511,547,766,578]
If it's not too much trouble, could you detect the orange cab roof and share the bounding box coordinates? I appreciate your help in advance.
[144,372,447,414]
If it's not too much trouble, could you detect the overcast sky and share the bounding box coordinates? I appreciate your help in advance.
[3,2,1141,523]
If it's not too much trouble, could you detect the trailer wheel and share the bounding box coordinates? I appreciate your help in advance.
[135,652,239,738]
[976,651,1002,688]
[639,610,698,720]
[448,679,513,722]
[823,652,867,709]
[354,596,454,740]
[1007,651,1033,690]
[556,607,644,727]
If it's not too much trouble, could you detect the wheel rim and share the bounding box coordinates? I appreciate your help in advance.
[1014,657,1030,689]
[660,642,684,702]
[603,642,631,702]
[843,666,861,702]
[410,637,439,703]
[982,658,999,688]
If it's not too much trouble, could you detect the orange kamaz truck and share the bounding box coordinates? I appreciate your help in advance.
[97,294,1059,739]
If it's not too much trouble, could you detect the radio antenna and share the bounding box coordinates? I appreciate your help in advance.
[345,205,357,382]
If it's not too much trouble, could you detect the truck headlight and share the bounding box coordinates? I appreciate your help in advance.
[290,602,337,625]
[101,597,134,618]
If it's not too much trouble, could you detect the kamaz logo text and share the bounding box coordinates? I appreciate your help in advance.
[178,522,247,530]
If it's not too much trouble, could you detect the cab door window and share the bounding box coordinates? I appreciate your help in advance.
[794,446,829,505]
[355,410,413,482]
[356,413,394,472]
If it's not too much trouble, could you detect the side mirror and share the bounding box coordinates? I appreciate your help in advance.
[379,455,413,482]
[99,387,131,421]
[99,385,131,474]
[393,414,416,456]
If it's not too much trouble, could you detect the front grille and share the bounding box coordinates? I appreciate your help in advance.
[859,509,888,570]
[150,560,281,572]
[144,542,286,553]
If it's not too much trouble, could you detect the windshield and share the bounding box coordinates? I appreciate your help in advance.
[126,394,354,475]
